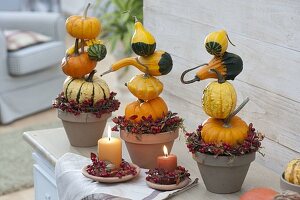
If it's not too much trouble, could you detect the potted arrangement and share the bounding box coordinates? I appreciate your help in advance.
[101,17,183,169]
[53,3,120,147]
[181,30,264,193]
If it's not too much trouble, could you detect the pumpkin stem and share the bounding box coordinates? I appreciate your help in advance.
[180,64,207,84]
[74,38,79,55]
[83,3,91,19]
[224,97,249,125]
[80,39,85,53]
[226,33,236,46]
[209,69,225,83]
[86,70,97,82]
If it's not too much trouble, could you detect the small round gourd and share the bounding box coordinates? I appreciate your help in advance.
[204,29,234,57]
[88,43,107,61]
[125,97,168,122]
[65,3,101,39]
[126,74,163,101]
[201,98,249,146]
[240,188,278,200]
[63,70,110,104]
[284,159,300,185]
[131,17,156,56]
[202,69,237,119]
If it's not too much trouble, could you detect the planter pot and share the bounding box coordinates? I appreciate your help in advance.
[58,109,111,147]
[193,152,255,194]
[280,173,300,193]
[120,129,179,169]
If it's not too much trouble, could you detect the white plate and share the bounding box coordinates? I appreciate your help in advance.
[82,163,140,183]
[146,178,190,191]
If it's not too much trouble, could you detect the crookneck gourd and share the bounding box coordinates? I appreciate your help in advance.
[131,17,156,57]
[204,29,235,57]
[63,70,110,104]
[65,3,101,39]
[125,97,168,122]
[284,159,300,185]
[202,69,237,119]
[181,52,243,83]
[101,50,173,76]
[126,74,163,101]
[201,98,249,146]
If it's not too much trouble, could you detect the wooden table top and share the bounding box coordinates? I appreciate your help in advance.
[23,126,281,200]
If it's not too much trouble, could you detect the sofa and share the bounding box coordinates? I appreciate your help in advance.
[0,11,66,124]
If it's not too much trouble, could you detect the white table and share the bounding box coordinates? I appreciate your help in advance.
[23,127,280,200]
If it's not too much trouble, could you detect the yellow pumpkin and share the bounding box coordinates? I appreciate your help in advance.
[284,159,300,185]
[202,69,237,119]
[126,74,163,101]
[63,70,110,104]
[201,98,250,146]
[125,97,168,122]
[65,3,101,39]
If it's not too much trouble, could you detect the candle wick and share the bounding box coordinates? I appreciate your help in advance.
[109,137,111,141]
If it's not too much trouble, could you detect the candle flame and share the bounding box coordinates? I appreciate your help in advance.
[163,145,168,157]
[108,125,111,141]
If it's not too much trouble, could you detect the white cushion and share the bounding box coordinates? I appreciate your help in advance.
[4,29,51,51]
[7,41,65,76]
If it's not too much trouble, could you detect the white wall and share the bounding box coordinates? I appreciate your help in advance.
[144,0,300,174]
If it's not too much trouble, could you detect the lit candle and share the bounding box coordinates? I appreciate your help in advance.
[157,145,177,171]
[98,126,122,169]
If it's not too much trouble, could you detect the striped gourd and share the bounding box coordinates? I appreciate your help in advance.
[204,30,234,57]
[131,18,156,57]
[284,159,300,185]
[63,70,110,104]
[202,69,237,119]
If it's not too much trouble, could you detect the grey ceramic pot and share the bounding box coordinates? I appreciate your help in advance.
[120,129,179,169]
[193,152,256,194]
[58,109,111,147]
[280,173,300,193]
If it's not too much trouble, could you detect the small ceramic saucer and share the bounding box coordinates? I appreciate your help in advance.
[82,163,140,183]
[146,178,190,191]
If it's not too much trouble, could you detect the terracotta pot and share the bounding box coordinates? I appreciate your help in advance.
[193,152,255,194]
[280,173,300,193]
[120,129,179,169]
[58,109,111,147]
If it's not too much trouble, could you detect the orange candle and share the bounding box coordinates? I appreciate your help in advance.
[157,145,177,171]
[98,126,122,169]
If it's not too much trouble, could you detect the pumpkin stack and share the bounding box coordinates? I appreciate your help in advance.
[182,30,264,194]
[54,3,120,147]
[106,18,182,169]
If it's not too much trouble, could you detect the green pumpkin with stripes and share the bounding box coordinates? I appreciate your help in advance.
[204,29,234,57]
[63,70,110,105]
[131,18,156,57]
[88,43,107,61]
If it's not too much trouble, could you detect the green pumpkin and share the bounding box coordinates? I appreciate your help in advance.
[88,44,107,61]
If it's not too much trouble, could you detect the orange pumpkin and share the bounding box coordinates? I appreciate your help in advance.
[61,52,97,78]
[201,98,249,146]
[125,97,168,122]
[240,188,278,200]
[65,3,101,39]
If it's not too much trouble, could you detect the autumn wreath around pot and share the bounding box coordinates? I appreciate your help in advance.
[111,100,183,169]
[53,70,120,147]
[185,98,264,194]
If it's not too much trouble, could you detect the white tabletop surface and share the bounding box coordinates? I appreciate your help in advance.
[23,126,281,200]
